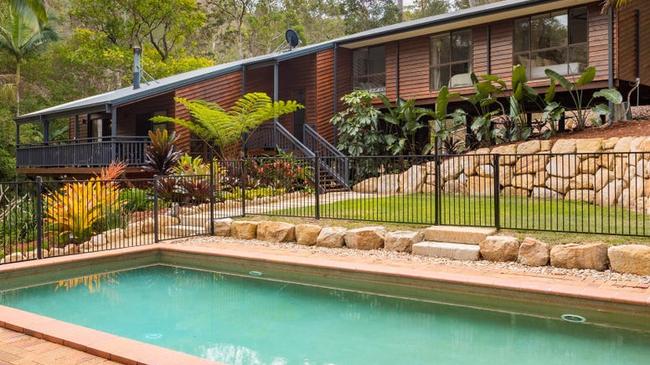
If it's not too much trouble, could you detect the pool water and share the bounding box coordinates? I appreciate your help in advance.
[1,265,649,365]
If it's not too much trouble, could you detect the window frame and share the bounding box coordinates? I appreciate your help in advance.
[352,45,387,93]
[429,28,473,91]
[512,6,589,80]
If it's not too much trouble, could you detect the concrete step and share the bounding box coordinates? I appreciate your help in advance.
[162,225,206,237]
[412,241,480,261]
[422,226,496,244]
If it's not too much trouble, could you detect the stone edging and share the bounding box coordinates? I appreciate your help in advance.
[212,218,650,277]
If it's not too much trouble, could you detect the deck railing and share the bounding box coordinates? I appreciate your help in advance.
[16,136,150,168]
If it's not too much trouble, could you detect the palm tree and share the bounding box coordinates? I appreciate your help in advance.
[0,3,57,115]
[10,0,47,25]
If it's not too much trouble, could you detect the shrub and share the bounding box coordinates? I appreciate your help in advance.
[119,188,152,212]
[144,129,182,175]
[45,163,125,243]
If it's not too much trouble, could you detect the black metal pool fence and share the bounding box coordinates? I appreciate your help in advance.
[2,151,650,264]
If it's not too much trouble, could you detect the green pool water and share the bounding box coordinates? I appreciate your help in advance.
[1,265,649,365]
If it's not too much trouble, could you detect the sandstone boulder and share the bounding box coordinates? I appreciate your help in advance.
[209,218,232,236]
[142,215,179,234]
[603,137,619,150]
[344,226,386,250]
[569,174,595,189]
[575,138,603,153]
[400,165,426,193]
[443,179,466,194]
[491,144,517,164]
[608,245,650,276]
[551,139,576,154]
[594,168,614,191]
[503,187,529,196]
[550,243,608,270]
[124,221,145,238]
[498,165,513,186]
[440,157,464,181]
[595,180,624,206]
[614,137,634,153]
[511,174,535,190]
[295,224,322,245]
[231,221,258,240]
[316,227,347,248]
[384,231,423,252]
[514,155,548,174]
[516,140,541,154]
[256,221,295,242]
[564,189,596,203]
[377,174,400,194]
[546,156,578,178]
[545,176,571,194]
[0,252,23,263]
[88,234,107,247]
[63,244,79,254]
[467,176,494,196]
[579,157,600,174]
[531,187,561,199]
[179,214,209,227]
[479,235,519,262]
[517,237,550,266]
[352,177,378,193]
[476,164,494,177]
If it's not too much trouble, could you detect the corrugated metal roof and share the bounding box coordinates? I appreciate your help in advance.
[17,0,557,122]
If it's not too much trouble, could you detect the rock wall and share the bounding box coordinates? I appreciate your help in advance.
[353,137,650,211]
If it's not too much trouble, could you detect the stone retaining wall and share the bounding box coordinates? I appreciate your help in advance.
[353,137,650,212]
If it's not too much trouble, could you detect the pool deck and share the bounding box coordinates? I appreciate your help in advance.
[0,241,648,365]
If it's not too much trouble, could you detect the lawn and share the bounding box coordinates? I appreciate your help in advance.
[268,193,650,245]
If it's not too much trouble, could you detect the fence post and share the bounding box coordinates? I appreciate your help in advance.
[153,175,159,243]
[35,176,43,259]
[240,159,246,217]
[314,154,321,220]
[493,154,501,230]
[208,151,215,236]
[434,140,441,226]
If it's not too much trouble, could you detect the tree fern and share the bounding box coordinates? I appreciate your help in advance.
[153,92,303,157]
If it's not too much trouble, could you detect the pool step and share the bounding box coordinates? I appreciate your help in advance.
[162,225,206,237]
[412,241,480,261]
[422,226,495,245]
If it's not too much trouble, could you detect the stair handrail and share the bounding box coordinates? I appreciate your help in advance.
[273,121,315,158]
[303,124,349,187]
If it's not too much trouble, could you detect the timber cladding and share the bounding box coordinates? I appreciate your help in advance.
[617,1,650,85]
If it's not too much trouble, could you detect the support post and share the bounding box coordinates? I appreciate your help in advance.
[111,106,117,161]
[35,176,43,259]
[493,154,501,230]
[273,62,279,124]
[434,136,441,226]
[240,159,247,217]
[42,118,49,145]
[314,154,321,220]
[153,176,159,243]
[607,7,615,122]
[209,151,215,235]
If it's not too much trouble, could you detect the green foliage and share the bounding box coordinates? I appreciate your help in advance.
[380,96,432,155]
[144,129,183,175]
[153,93,302,158]
[119,188,152,212]
[248,153,313,192]
[330,90,384,157]
[429,86,466,154]
[546,66,623,129]
[221,186,286,201]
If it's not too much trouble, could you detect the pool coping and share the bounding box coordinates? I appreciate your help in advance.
[0,243,648,365]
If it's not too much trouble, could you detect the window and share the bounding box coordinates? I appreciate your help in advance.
[352,46,386,92]
[514,7,588,79]
[430,29,472,90]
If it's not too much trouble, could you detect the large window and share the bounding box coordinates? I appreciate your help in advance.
[514,7,588,79]
[352,46,386,92]
[430,29,472,90]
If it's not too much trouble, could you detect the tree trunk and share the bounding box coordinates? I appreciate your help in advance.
[15,61,20,116]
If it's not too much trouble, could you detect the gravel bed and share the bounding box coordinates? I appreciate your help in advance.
[171,236,650,287]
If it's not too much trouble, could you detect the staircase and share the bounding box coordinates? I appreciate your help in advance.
[412,226,496,261]
[246,121,349,192]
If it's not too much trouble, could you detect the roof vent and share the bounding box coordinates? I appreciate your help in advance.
[133,46,142,89]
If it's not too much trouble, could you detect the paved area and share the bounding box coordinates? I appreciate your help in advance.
[0,327,119,365]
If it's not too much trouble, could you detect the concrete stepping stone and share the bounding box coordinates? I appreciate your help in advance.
[412,241,480,261]
[422,226,496,244]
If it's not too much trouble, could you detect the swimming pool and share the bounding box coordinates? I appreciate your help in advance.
[1,263,649,365]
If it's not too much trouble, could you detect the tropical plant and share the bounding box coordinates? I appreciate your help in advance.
[0,1,57,114]
[173,154,211,176]
[545,66,623,130]
[44,163,125,244]
[153,93,302,158]
[466,73,508,147]
[330,90,384,157]
[144,129,182,175]
[119,188,152,212]
[249,152,313,192]
[427,86,466,155]
[601,0,633,12]
[380,96,431,155]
